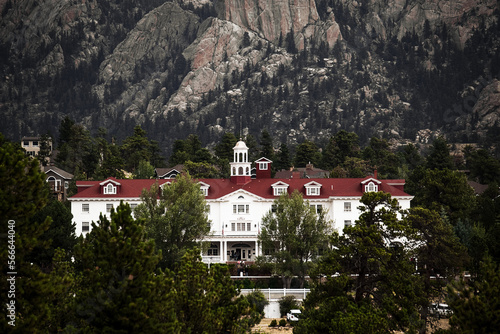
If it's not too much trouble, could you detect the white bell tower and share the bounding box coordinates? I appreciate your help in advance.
[230,140,252,185]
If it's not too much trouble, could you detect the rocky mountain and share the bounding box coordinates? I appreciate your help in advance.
[0,0,499,156]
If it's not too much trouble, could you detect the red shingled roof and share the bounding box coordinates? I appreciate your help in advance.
[71,176,411,199]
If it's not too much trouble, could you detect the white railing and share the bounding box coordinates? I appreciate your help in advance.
[240,288,310,301]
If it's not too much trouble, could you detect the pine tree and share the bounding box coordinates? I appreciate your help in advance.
[0,134,56,332]
[72,202,179,333]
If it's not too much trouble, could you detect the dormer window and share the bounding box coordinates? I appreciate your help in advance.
[259,162,268,170]
[305,181,321,196]
[199,182,210,197]
[104,183,116,194]
[272,182,289,196]
[361,178,381,193]
[365,182,378,192]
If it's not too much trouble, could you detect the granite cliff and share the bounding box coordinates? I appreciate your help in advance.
[0,0,499,154]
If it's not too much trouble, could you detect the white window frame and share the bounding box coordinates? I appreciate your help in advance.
[344,220,352,228]
[82,203,89,213]
[273,187,287,196]
[82,222,90,233]
[344,202,351,212]
[104,183,116,194]
[365,182,378,192]
[233,204,249,214]
[106,203,113,213]
[259,162,268,170]
[306,187,320,196]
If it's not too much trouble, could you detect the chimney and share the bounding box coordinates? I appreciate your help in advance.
[292,171,301,179]
[374,169,378,179]
[306,162,313,170]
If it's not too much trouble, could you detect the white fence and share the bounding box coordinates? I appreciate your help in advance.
[240,288,310,301]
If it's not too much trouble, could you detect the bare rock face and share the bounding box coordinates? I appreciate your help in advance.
[339,0,498,47]
[215,0,341,50]
[166,17,281,113]
[98,2,199,85]
[474,79,500,133]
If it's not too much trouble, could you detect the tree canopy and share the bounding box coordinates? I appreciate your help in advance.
[135,172,211,269]
[258,190,331,288]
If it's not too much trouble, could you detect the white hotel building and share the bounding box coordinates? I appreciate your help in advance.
[70,140,413,264]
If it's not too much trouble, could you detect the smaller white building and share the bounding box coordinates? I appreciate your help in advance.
[70,140,413,264]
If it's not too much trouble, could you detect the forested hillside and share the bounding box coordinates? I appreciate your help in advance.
[0,0,499,157]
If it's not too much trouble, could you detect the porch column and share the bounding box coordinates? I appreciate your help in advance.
[223,240,227,262]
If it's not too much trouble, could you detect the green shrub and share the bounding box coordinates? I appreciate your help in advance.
[269,319,277,327]
[279,319,287,327]
[278,295,299,316]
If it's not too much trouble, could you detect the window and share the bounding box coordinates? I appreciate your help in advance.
[130,203,138,210]
[104,183,116,194]
[106,204,113,213]
[32,141,38,147]
[201,187,208,196]
[274,187,287,196]
[23,141,29,146]
[310,204,323,214]
[64,181,69,189]
[306,187,320,196]
[365,182,378,192]
[259,162,268,170]
[207,247,219,256]
[233,204,249,214]
[344,202,351,212]
[82,203,89,213]
[82,222,90,233]
[231,222,249,231]
[344,220,352,228]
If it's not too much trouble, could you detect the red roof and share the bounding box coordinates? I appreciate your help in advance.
[71,177,411,200]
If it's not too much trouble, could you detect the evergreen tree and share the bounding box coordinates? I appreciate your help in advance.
[294,140,322,168]
[362,136,400,178]
[184,161,219,178]
[28,199,77,271]
[72,202,179,333]
[321,130,360,170]
[404,207,469,333]
[425,136,454,170]
[121,125,153,172]
[409,167,476,223]
[446,257,500,333]
[172,249,264,333]
[259,129,275,161]
[0,134,56,332]
[274,142,291,171]
[297,192,422,333]
[38,133,52,166]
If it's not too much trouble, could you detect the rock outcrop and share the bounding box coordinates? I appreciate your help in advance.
[216,0,341,50]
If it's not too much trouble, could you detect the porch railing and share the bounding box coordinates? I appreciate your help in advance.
[240,288,310,301]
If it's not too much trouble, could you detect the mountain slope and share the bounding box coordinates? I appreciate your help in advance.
[0,0,499,155]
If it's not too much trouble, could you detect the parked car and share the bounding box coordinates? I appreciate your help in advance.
[287,309,301,322]
[429,303,452,318]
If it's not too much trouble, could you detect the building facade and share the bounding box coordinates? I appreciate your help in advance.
[44,165,74,201]
[70,140,413,264]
